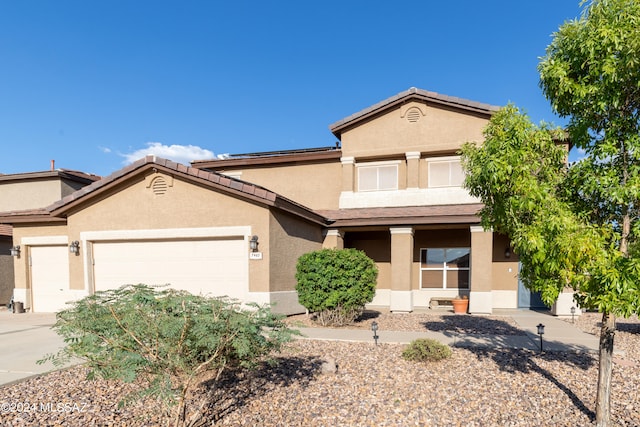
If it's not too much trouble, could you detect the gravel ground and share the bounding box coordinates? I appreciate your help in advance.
[1,311,638,426]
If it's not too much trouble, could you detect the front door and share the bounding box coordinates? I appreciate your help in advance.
[517,264,546,309]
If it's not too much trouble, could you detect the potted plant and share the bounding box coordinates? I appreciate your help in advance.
[451,295,469,314]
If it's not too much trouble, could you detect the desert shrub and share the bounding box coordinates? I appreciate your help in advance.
[402,338,452,362]
[39,284,297,427]
[295,248,378,326]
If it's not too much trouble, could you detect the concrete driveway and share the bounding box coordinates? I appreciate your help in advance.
[0,309,69,386]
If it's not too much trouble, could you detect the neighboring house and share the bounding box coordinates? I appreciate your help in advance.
[0,88,576,314]
[0,167,100,306]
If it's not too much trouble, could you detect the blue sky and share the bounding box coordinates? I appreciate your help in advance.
[0,1,584,177]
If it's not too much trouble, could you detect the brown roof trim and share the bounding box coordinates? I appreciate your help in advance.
[42,156,327,227]
[318,204,483,228]
[192,148,342,170]
[0,224,12,237]
[329,87,500,139]
[0,169,101,184]
[0,208,66,224]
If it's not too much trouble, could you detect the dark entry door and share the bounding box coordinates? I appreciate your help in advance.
[517,264,546,309]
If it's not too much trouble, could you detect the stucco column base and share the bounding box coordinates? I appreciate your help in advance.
[551,291,582,317]
[469,291,492,314]
[390,290,413,312]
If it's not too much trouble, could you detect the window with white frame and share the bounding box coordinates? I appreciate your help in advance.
[420,248,470,289]
[357,162,398,192]
[427,157,465,188]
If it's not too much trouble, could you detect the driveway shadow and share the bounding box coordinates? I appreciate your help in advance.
[422,315,526,335]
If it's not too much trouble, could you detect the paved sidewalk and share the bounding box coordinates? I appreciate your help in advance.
[0,308,600,387]
[296,309,600,353]
[0,310,67,387]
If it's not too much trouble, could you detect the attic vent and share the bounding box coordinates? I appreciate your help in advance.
[406,108,422,123]
[151,177,168,195]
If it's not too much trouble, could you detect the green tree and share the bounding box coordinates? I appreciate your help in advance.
[40,284,297,427]
[538,1,640,424]
[462,100,640,426]
[295,248,378,326]
[462,103,640,427]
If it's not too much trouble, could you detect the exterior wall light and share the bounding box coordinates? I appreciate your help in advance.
[371,321,379,346]
[69,241,80,255]
[10,245,20,257]
[536,323,545,352]
[504,246,511,259]
[249,235,259,252]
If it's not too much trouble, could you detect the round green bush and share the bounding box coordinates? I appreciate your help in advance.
[295,248,378,326]
[402,338,452,362]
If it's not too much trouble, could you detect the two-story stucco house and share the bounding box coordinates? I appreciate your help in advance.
[1,88,562,314]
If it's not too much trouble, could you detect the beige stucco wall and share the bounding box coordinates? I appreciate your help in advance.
[66,171,272,293]
[491,233,519,291]
[0,180,63,211]
[340,101,489,159]
[10,170,325,303]
[268,210,323,293]
[218,161,342,210]
[61,178,93,197]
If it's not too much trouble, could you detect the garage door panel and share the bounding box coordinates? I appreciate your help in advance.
[93,239,247,299]
[30,245,71,312]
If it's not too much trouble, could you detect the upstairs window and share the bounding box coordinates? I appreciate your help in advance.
[427,157,465,188]
[357,162,398,192]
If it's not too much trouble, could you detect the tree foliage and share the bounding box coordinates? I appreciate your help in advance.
[463,1,640,424]
[39,284,298,427]
[295,248,378,326]
[461,105,627,309]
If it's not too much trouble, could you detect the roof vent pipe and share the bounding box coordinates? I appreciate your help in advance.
[51,160,55,171]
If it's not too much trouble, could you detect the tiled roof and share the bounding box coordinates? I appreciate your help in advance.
[43,156,327,226]
[0,169,100,184]
[318,204,483,227]
[191,147,341,170]
[329,87,500,138]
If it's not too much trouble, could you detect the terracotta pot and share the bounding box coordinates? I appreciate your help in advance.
[452,298,469,314]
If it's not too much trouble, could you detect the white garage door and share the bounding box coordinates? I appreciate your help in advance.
[92,238,248,300]
[30,245,71,313]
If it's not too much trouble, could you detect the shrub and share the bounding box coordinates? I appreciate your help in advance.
[295,248,378,326]
[39,284,298,426]
[402,338,452,362]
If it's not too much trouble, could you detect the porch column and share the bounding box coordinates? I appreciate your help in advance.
[390,227,414,312]
[341,156,355,192]
[470,225,493,314]
[405,152,421,189]
[322,229,344,249]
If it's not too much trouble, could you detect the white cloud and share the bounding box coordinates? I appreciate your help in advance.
[120,142,215,166]
[99,146,112,154]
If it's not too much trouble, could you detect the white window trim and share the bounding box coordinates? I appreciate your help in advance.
[356,160,400,192]
[426,156,464,188]
[420,247,470,289]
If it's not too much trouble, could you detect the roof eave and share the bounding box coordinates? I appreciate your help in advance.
[192,149,342,170]
[329,87,500,139]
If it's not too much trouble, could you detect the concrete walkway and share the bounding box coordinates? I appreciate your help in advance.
[0,310,66,387]
[0,308,600,387]
[297,309,600,352]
